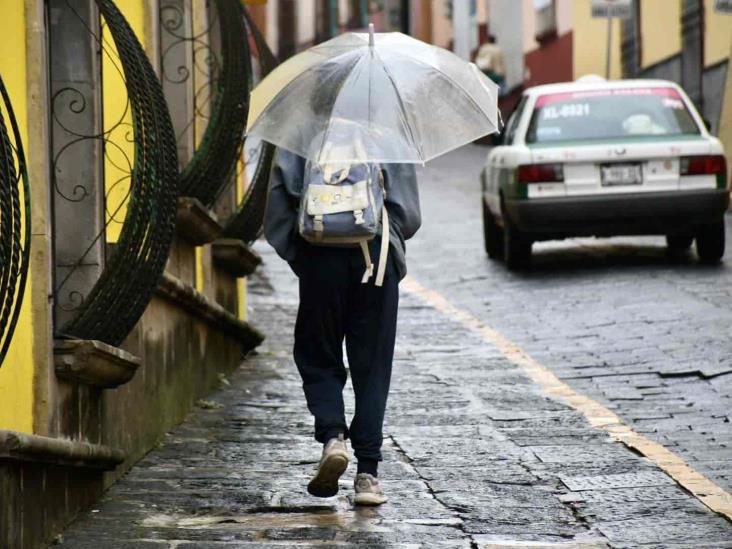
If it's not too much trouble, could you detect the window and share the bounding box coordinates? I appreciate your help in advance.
[278,0,297,59]
[525,87,700,144]
[620,0,641,78]
[503,96,528,145]
[534,0,557,43]
[316,0,336,43]
[348,0,365,28]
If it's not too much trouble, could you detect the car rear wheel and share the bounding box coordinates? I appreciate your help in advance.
[482,200,503,259]
[666,235,693,252]
[695,220,725,264]
[503,218,532,270]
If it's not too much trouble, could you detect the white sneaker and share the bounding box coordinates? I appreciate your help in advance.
[353,473,387,506]
[307,435,349,498]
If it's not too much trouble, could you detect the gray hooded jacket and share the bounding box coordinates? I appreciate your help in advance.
[264,148,421,280]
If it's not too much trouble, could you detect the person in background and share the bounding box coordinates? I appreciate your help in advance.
[474,33,506,92]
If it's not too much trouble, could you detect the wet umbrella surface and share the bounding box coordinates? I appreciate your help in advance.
[247,25,499,165]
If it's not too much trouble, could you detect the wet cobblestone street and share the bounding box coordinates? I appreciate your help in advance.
[408,146,732,496]
[58,147,732,548]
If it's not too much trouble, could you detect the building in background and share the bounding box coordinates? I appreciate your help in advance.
[483,0,728,130]
[523,0,574,89]
[246,0,730,171]
[573,0,730,151]
[247,0,406,61]
[245,0,730,176]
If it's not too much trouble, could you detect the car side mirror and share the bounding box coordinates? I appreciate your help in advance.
[702,117,713,133]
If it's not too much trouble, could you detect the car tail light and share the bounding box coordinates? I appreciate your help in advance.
[680,155,726,176]
[517,163,564,184]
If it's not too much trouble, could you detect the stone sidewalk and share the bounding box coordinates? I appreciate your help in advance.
[58,243,732,548]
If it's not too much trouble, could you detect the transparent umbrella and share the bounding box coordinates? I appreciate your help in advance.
[247,25,499,165]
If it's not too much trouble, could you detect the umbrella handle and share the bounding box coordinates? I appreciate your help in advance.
[369,23,374,47]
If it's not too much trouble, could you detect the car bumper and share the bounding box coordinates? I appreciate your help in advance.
[504,189,730,237]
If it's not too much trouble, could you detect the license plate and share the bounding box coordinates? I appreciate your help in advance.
[601,163,642,186]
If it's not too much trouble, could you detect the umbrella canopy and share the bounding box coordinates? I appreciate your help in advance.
[247,26,499,165]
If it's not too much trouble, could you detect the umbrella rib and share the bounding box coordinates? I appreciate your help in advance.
[373,51,424,163]
[249,49,361,131]
[390,52,496,122]
[314,54,364,164]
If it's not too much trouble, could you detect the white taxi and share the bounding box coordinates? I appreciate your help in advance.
[480,77,729,269]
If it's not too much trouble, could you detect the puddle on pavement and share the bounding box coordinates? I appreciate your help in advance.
[142,511,345,530]
[140,505,394,533]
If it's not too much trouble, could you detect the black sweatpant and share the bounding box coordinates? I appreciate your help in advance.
[292,236,399,463]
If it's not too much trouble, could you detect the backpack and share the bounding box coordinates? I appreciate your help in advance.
[298,160,390,286]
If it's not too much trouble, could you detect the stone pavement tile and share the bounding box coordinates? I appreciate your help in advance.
[417,464,538,485]
[562,484,692,504]
[334,522,467,544]
[509,435,611,448]
[54,541,166,549]
[597,513,732,547]
[572,497,710,523]
[529,444,644,465]
[528,462,661,481]
[174,539,420,549]
[461,518,579,538]
[475,537,609,549]
[393,436,534,464]
[557,470,676,492]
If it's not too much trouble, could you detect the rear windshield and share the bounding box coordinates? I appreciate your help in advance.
[525,87,700,144]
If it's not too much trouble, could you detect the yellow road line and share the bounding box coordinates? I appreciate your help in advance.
[401,275,732,520]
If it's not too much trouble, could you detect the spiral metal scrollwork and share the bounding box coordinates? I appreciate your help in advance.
[222,6,278,243]
[173,0,251,207]
[59,0,179,345]
[0,75,31,366]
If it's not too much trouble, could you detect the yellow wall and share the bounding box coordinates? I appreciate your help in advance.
[640,0,729,69]
[705,0,732,67]
[0,1,35,433]
[719,38,732,179]
[430,0,453,49]
[572,0,623,79]
[193,1,212,295]
[103,0,147,242]
[236,157,247,321]
[640,0,681,68]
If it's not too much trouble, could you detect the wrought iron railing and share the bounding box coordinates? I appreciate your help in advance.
[52,0,273,346]
[160,0,251,208]
[0,75,31,366]
[222,6,278,244]
[58,0,179,345]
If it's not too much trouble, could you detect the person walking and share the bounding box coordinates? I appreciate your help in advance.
[250,24,498,504]
[264,148,421,505]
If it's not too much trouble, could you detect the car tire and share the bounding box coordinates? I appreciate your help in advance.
[666,235,693,252]
[695,220,725,264]
[482,200,503,259]
[503,217,532,270]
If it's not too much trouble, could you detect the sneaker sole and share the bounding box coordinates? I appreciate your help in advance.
[307,453,348,498]
[354,492,387,506]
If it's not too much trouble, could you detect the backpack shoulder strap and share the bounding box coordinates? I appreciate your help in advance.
[359,241,374,283]
[375,205,389,287]
[357,205,389,287]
